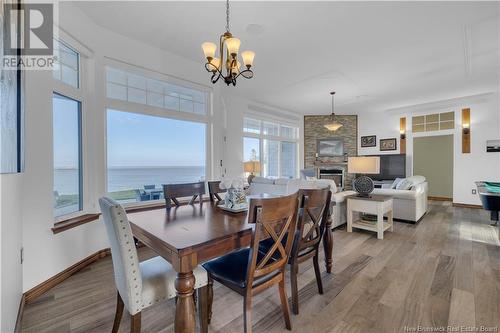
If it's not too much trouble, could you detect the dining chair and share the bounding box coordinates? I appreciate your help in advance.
[99,197,209,333]
[163,182,206,209]
[259,188,331,315]
[203,192,299,333]
[207,180,226,202]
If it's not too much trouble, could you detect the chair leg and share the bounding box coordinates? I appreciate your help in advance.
[112,291,124,333]
[130,312,141,333]
[198,285,209,333]
[243,294,253,333]
[207,275,214,324]
[278,277,292,330]
[290,263,299,315]
[313,254,324,294]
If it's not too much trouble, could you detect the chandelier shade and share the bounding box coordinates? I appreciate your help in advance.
[201,0,255,86]
[324,91,343,131]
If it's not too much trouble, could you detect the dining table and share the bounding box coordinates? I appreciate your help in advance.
[128,200,334,333]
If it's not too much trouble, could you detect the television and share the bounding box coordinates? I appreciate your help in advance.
[368,154,406,181]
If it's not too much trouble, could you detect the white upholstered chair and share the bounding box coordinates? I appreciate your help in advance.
[99,197,209,333]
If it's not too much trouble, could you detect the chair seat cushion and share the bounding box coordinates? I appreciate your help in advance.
[140,256,208,307]
[202,248,279,290]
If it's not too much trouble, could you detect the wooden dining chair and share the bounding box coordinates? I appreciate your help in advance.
[163,181,206,209]
[203,192,299,333]
[207,180,226,202]
[99,197,209,333]
[259,188,331,315]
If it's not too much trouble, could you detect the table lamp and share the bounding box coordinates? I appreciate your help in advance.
[348,156,380,197]
[244,161,261,184]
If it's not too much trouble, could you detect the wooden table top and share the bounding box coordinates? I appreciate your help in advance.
[128,203,254,257]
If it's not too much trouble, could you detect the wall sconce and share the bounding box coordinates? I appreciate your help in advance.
[462,123,470,135]
[399,117,407,154]
[400,130,406,140]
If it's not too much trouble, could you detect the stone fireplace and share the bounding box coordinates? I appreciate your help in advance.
[304,115,358,190]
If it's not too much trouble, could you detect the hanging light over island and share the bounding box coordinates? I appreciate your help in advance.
[201,0,255,86]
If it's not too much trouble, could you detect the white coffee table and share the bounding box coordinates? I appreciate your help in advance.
[346,194,393,240]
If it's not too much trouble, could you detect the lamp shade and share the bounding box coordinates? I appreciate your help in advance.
[244,161,261,173]
[348,156,380,174]
[241,51,255,67]
[201,42,217,59]
[225,37,241,55]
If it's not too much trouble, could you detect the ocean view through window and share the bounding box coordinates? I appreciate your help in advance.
[53,93,82,217]
[106,109,206,203]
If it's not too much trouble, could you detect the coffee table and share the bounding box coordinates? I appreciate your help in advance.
[346,194,393,240]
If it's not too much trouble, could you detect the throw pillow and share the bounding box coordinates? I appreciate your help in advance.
[395,178,412,190]
[391,178,404,189]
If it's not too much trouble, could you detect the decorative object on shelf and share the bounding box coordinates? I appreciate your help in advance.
[324,92,343,131]
[380,138,397,151]
[317,138,344,157]
[219,178,247,210]
[348,156,380,197]
[343,152,348,163]
[201,0,255,86]
[360,135,376,148]
[243,161,260,184]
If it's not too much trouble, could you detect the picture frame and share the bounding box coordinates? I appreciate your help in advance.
[380,138,397,151]
[317,138,344,157]
[361,135,376,148]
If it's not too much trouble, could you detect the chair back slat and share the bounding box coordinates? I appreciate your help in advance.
[295,188,331,255]
[208,181,226,202]
[99,197,143,315]
[246,193,299,282]
[163,182,206,209]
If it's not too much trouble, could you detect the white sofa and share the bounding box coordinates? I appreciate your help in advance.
[371,175,428,222]
[248,177,356,228]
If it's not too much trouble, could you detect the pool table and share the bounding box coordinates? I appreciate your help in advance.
[475,181,500,238]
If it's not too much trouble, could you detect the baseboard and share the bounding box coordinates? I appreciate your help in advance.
[14,294,25,333]
[428,196,453,201]
[452,202,482,209]
[24,248,111,304]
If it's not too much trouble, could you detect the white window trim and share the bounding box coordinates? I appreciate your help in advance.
[103,59,214,208]
[243,114,300,179]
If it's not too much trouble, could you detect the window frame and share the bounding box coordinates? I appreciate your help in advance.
[103,59,213,209]
[243,115,299,179]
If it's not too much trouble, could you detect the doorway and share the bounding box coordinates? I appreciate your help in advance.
[413,135,454,200]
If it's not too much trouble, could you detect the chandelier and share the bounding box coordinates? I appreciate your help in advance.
[324,92,343,131]
[201,0,255,86]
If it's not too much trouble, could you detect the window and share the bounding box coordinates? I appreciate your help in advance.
[243,117,299,178]
[53,93,82,217]
[53,40,80,88]
[412,111,455,133]
[106,109,206,203]
[106,67,208,115]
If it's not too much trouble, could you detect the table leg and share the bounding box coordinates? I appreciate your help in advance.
[175,271,196,333]
[323,215,333,274]
[347,203,353,233]
[377,206,384,240]
[388,209,394,232]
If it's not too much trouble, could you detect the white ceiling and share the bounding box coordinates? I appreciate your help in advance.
[74,1,500,115]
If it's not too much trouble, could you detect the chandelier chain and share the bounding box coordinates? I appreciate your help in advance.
[226,0,230,32]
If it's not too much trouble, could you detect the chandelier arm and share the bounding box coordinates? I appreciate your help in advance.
[233,69,253,80]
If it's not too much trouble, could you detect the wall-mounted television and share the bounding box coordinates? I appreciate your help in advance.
[367,154,406,181]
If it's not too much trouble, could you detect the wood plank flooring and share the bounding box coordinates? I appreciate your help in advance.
[21,201,500,333]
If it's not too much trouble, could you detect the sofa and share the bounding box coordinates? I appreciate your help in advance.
[248,175,429,227]
[371,175,428,222]
[248,177,356,228]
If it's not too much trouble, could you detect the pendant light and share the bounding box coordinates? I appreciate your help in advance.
[324,91,343,131]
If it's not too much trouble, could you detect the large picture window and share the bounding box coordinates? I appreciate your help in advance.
[243,117,299,178]
[106,109,206,203]
[53,93,82,217]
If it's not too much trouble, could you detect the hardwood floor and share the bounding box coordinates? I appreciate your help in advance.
[21,201,500,333]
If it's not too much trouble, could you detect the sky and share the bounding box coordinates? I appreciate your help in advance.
[53,100,206,168]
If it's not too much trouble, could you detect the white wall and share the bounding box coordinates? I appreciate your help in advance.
[358,93,500,205]
[20,2,296,292]
[0,174,23,332]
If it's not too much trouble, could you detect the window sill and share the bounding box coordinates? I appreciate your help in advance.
[52,213,101,234]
